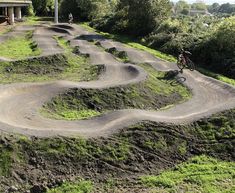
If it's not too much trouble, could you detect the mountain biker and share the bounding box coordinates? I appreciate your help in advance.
[68,13,73,24]
[180,49,192,64]
[177,48,195,72]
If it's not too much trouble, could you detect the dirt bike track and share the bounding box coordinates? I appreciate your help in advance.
[0,23,234,138]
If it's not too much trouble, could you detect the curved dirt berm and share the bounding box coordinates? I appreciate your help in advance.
[0,23,234,138]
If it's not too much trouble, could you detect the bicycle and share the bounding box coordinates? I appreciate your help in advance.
[177,51,195,71]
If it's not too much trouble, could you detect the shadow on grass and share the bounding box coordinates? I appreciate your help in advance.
[159,70,187,86]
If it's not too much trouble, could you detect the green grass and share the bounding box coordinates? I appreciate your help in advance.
[0,146,12,176]
[198,67,235,86]
[47,179,93,193]
[142,64,191,99]
[0,31,41,59]
[0,37,100,84]
[43,109,101,121]
[24,16,41,25]
[24,16,54,25]
[0,138,24,177]
[41,63,191,121]
[105,47,130,63]
[141,155,235,193]
[102,138,130,161]
[22,134,131,166]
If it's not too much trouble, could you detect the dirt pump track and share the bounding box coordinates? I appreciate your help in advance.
[0,23,235,138]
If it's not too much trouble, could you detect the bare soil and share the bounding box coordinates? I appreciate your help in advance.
[0,109,234,193]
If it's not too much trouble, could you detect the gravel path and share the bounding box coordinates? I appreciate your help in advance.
[0,23,234,138]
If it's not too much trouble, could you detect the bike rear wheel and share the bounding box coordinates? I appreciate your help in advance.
[187,59,195,71]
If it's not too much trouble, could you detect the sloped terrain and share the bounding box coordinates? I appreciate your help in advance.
[0,23,234,192]
[0,109,234,192]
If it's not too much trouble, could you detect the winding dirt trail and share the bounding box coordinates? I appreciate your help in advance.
[0,23,234,138]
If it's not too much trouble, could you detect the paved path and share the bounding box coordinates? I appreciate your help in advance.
[0,24,234,138]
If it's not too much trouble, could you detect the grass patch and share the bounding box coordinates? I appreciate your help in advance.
[41,64,191,120]
[0,31,41,59]
[0,146,13,176]
[46,109,101,121]
[24,16,54,25]
[141,155,235,193]
[105,47,130,63]
[47,179,93,193]
[0,37,100,84]
[0,109,235,192]
[0,136,24,177]
[198,67,235,86]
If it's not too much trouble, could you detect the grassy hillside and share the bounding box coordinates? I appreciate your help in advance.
[0,109,234,192]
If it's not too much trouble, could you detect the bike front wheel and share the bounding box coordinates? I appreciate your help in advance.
[177,59,185,71]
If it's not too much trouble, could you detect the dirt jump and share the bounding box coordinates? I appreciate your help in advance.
[0,23,235,138]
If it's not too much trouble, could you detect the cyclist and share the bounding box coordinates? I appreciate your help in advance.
[68,13,73,24]
[180,49,192,64]
[177,49,194,72]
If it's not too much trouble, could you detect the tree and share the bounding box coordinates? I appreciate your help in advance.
[175,0,190,14]
[32,0,54,16]
[208,3,220,13]
[115,0,171,36]
[191,2,207,10]
[218,3,235,14]
[194,17,235,78]
[59,0,79,20]
[60,0,114,21]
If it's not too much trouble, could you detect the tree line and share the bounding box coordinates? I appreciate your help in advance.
[29,0,235,79]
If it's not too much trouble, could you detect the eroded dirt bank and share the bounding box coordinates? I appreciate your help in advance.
[0,109,234,193]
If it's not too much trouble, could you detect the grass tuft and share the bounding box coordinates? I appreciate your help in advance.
[141,155,235,193]
[0,31,41,59]
[47,179,93,193]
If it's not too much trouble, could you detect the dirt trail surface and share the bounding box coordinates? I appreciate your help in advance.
[0,24,235,138]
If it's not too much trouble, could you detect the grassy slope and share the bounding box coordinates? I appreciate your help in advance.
[41,63,191,120]
[46,155,235,193]
[80,23,235,86]
[0,36,100,84]
[141,155,235,193]
[0,31,41,59]
[1,109,234,192]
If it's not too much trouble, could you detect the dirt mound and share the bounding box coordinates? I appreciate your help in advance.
[41,80,183,120]
[53,24,75,30]
[0,109,234,192]
[5,54,68,75]
[48,26,71,35]
[77,34,105,41]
